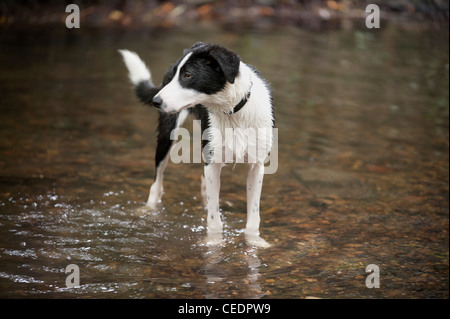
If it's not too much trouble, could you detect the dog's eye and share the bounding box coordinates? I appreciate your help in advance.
[183,72,193,80]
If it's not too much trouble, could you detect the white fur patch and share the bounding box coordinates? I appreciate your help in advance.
[206,63,274,164]
[118,49,152,85]
[155,52,211,113]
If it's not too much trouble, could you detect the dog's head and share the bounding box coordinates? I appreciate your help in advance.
[153,42,241,113]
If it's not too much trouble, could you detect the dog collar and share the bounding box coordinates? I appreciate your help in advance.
[226,80,253,115]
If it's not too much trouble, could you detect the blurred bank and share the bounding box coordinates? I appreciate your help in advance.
[0,0,448,30]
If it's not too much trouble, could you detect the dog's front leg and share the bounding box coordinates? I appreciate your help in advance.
[205,163,223,233]
[245,163,264,235]
[245,162,270,247]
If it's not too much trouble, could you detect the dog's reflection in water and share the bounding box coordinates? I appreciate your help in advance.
[202,231,268,298]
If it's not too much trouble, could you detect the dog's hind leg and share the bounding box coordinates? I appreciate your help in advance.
[146,110,188,208]
[147,153,169,208]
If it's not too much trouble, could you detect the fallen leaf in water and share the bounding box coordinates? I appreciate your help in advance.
[352,160,364,170]
[108,10,123,21]
[263,207,278,214]
[367,165,392,173]
[344,243,362,248]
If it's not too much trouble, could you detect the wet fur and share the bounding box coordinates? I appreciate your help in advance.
[119,43,274,247]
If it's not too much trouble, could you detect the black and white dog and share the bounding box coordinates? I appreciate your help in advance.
[119,43,274,245]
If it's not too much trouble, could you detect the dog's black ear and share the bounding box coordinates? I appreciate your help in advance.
[191,42,207,50]
[184,42,207,55]
[208,46,241,84]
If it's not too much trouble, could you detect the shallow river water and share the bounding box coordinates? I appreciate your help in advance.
[0,24,448,298]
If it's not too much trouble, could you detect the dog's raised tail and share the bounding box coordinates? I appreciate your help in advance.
[119,49,158,105]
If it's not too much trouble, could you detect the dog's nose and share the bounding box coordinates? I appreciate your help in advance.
[152,96,163,108]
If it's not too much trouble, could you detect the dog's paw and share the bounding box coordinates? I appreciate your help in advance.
[145,200,160,210]
[245,233,271,248]
[133,205,156,216]
[204,232,225,247]
[148,183,164,206]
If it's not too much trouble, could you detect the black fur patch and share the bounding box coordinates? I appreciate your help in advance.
[179,55,226,94]
[135,81,160,105]
[163,43,241,96]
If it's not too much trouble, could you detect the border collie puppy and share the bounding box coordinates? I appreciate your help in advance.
[119,42,274,245]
